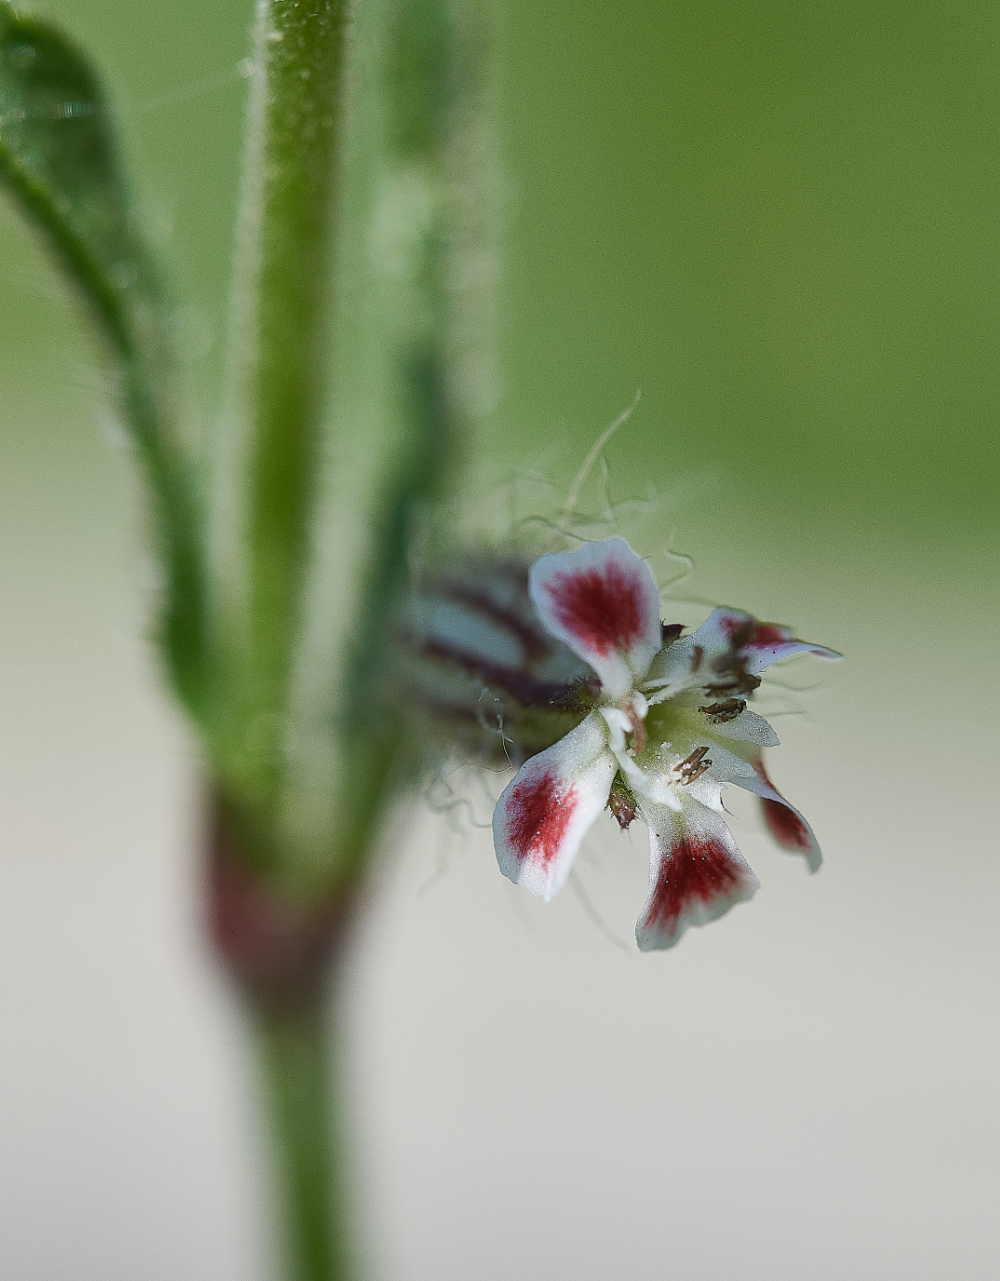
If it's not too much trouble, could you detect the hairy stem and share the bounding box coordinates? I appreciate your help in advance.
[223,0,350,821]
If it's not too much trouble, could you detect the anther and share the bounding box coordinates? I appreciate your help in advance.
[698,697,746,723]
[675,745,711,785]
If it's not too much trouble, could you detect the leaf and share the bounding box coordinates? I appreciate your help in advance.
[0,3,207,710]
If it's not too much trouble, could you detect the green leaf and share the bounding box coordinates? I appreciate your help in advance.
[0,3,207,710]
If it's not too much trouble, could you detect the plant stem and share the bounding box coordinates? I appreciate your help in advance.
[224,0,350,817]
[253,990,354,1281]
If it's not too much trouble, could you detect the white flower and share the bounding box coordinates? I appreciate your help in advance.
[491,537,840,950]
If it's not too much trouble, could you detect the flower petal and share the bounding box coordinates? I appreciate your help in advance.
[645,607,840,700]
[635,798,759,951]
[493,712,617,901]
[739,620,842,674]
[749,757,823,873]
[708,707,780,749]
[692,740,822,872]
[529,537,662,699]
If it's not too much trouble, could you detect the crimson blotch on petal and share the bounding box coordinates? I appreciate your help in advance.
[529,536,662,701]
[636,799,760,952]
[493,713,616,901]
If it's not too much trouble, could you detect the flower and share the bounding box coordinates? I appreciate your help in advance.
[491,537,840,950]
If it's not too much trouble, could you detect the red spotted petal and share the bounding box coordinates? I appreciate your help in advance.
[645,607,839,698]
[635,801,759,951]
[700,743,823,874]
[529,537,662,698]
[751,758,823,872]
[693,608,840,673]
[742,620,841,674]
[493,713,616,901]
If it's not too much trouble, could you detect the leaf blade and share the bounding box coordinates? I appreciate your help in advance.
[0,4,208,711]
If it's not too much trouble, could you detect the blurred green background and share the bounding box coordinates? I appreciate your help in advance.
[0,3,997,1279]
[4,0,998,555]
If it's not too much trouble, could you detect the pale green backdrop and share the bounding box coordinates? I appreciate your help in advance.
[0,4,997,1280]
[5,0,998,545]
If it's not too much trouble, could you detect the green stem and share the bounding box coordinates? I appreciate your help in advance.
[253,991,354,1281]
[225,0,350,813]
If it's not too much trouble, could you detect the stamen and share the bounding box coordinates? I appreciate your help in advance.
[704,670,761,697]
[698,697,746,723]
[725,619,756,650]
[706,623,764,696]
[675,745,712,786]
